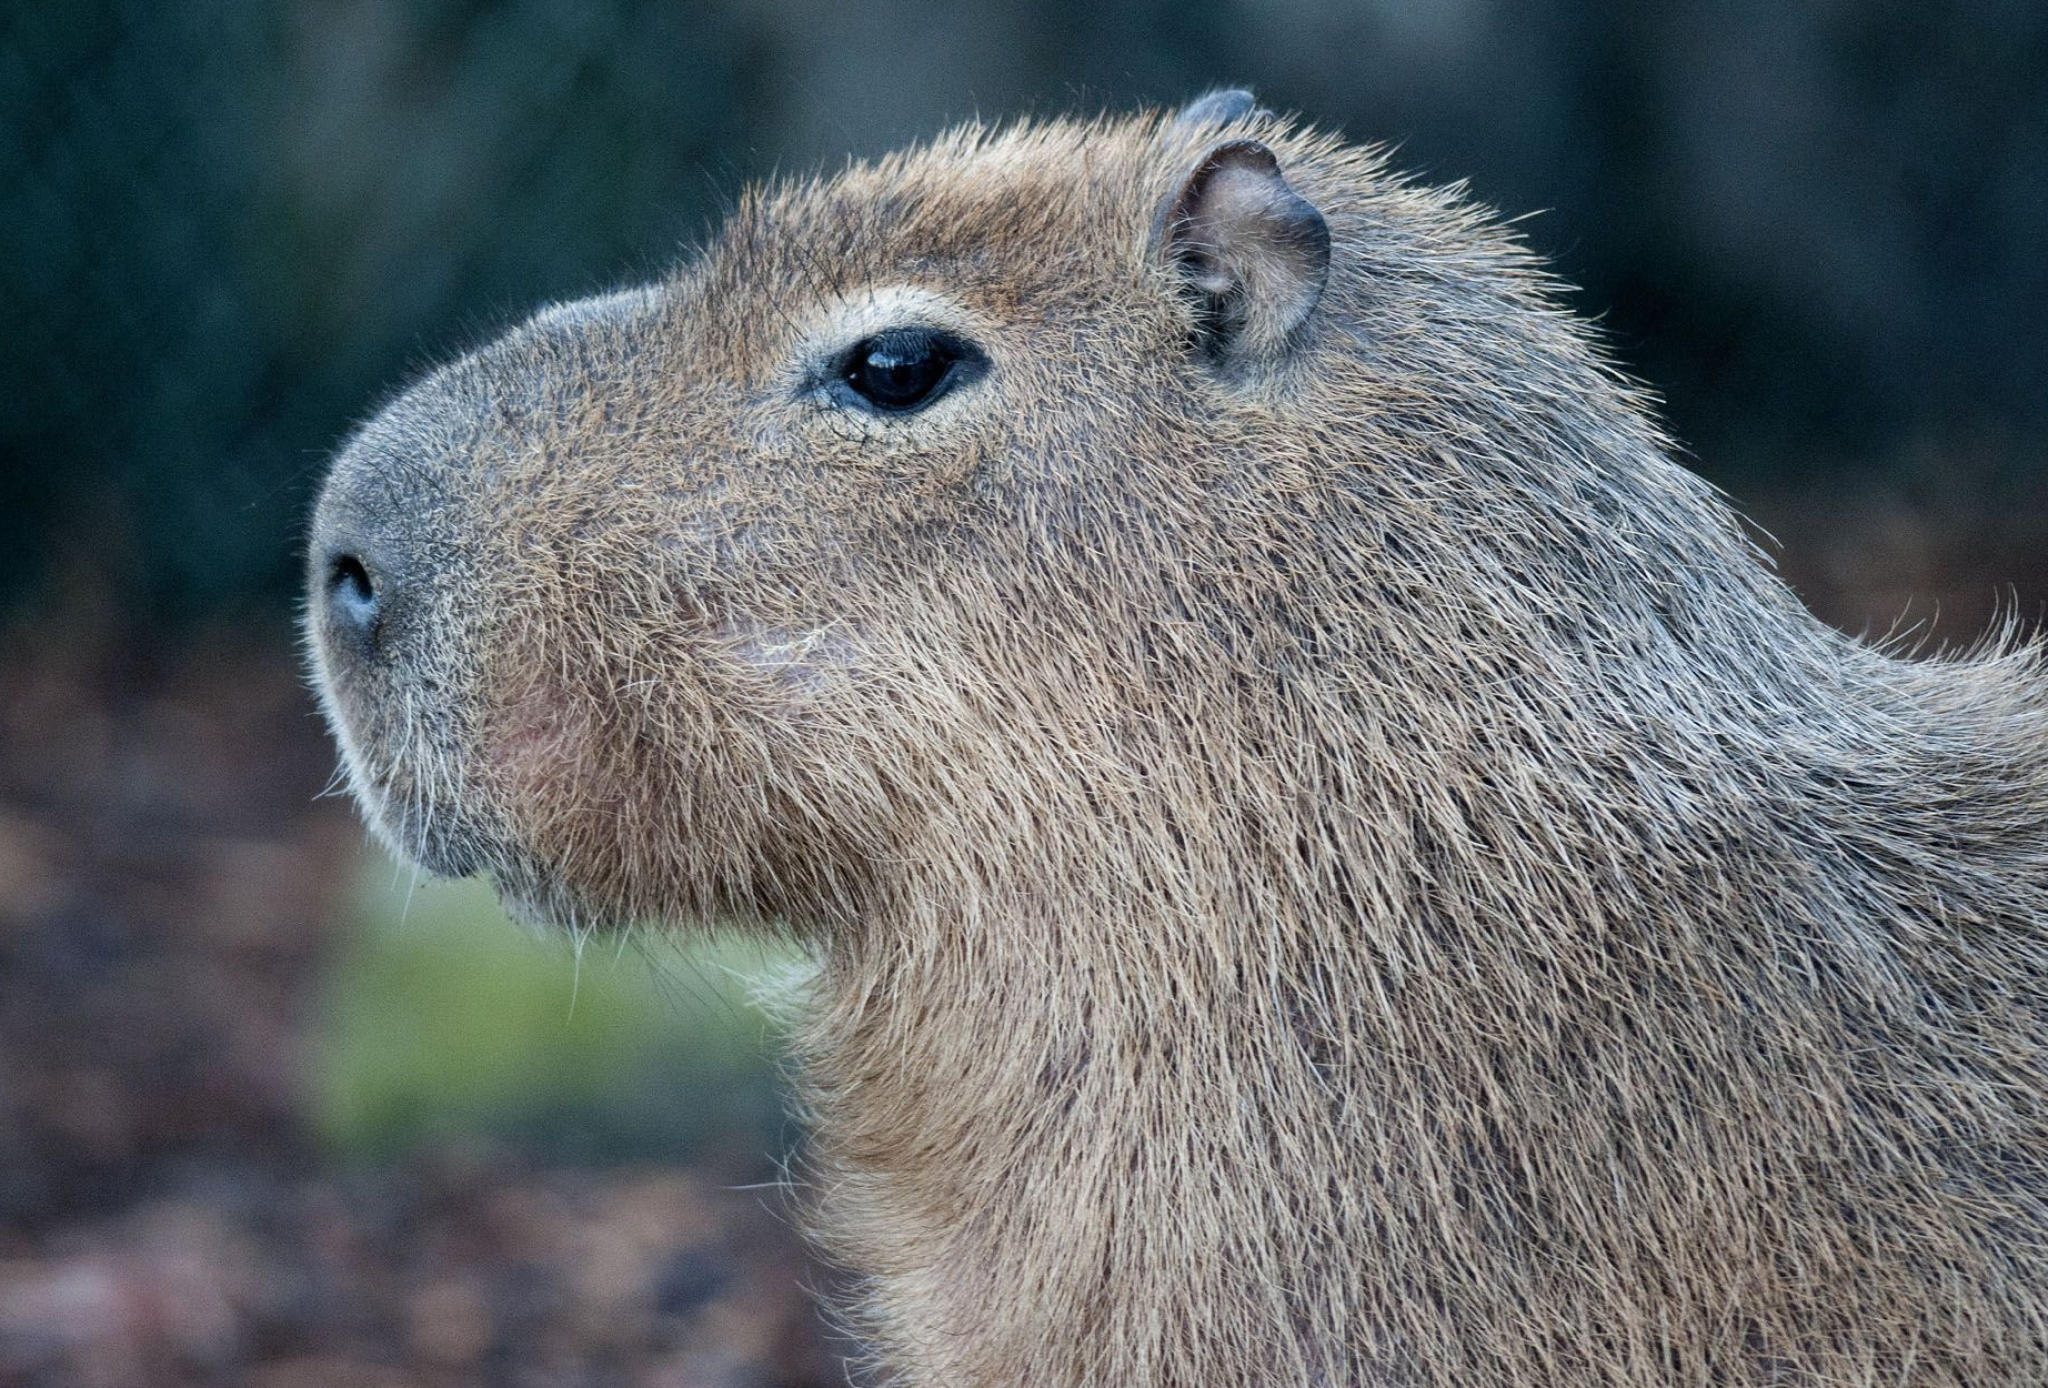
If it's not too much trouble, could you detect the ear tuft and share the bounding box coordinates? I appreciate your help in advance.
[1156,139,1331,370]
[1171,89,1268,132]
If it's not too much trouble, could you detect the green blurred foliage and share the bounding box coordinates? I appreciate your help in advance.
[314,849,802,1167]
[4,0,2045,623]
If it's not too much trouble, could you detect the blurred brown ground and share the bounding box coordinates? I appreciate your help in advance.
[0,620,846,1388]
[1759,448,2048,648]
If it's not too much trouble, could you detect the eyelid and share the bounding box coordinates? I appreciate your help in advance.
[837,325,972,369]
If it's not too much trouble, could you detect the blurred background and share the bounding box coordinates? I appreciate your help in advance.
[2,1,2044,1383]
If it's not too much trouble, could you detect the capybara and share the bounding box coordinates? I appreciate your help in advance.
[308,92,2048,1386]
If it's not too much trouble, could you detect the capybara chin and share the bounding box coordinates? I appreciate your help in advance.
[306,90,2048,1386]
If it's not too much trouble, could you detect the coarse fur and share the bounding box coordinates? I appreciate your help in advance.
[307,100,2048,1386]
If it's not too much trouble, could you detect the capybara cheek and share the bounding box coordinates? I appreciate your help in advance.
[479,672,607,836]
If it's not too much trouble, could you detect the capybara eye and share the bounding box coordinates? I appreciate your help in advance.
[838,327,982,413]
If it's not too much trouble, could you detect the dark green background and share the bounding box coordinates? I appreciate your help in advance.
[7,0,2045,630]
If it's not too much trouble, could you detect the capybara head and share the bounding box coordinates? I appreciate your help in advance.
[310,93,1717,942]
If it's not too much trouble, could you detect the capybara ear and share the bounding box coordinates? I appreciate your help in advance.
[1157,138,1330,370]
[1169,88,1269,130]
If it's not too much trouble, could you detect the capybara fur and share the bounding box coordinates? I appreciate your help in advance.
[307,94,2048,1386]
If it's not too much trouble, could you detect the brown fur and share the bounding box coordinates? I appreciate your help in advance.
[308,101,2048,1386]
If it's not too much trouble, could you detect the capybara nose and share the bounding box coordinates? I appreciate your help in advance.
[322,545,388,656]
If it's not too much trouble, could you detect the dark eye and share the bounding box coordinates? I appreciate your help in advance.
[837,327,983,413]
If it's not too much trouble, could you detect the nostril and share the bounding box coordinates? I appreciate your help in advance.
[327,553,380,636]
